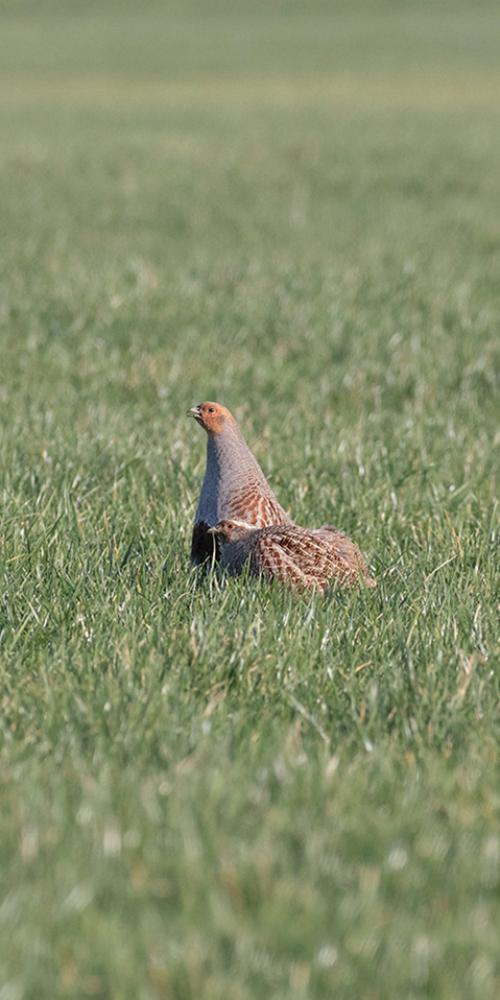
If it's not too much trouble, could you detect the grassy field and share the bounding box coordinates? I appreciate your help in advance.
[1,1,499,996]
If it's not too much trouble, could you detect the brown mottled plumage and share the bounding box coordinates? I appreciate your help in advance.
[187,402,291,564]
[211,519,377,592]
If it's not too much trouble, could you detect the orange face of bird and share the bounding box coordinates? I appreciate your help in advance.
[187,401,235,434]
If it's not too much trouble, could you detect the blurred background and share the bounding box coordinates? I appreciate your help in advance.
[2,0,499,440]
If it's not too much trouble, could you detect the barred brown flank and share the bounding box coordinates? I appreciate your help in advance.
[213,521,377,592]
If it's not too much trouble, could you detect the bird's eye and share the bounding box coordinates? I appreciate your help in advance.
[207,407,215,413]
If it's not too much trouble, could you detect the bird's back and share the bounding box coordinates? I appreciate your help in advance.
[239,523,376,591]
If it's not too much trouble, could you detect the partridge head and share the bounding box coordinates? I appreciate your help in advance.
[210,518,257,543]
[187,402,235,435]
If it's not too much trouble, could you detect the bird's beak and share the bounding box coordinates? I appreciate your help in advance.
[187,405,204,426]
[208,525,228,540]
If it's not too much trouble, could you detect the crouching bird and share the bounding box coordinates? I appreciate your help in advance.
[187,402,291,565]
[210,519,377,593]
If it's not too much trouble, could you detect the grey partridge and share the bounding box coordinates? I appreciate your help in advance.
[211,519,377,592]
[187,402,291,564]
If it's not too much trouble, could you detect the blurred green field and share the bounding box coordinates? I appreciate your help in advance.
[0,1,499,997]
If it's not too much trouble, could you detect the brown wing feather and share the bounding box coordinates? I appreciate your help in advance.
[250,524,376,591]
[250,527,327,591]
[227,489,290,529]
[316,525,376,587]
[252,529,318,590]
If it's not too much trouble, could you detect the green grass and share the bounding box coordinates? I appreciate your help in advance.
[1,1,499,996]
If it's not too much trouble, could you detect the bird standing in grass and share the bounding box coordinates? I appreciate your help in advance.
[210,519,377,592]
[188,401,376,591]
[187,401,291,565]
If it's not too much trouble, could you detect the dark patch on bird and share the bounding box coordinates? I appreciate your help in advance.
[190,521,220,565]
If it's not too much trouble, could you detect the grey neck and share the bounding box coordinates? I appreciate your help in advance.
[195,425,277,522]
